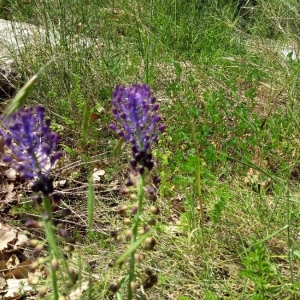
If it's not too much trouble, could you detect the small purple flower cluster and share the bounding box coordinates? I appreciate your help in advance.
[110,83,165,173]
[0,106,62,193]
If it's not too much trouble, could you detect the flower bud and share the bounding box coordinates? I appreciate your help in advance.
[64,245,75,253]
[33,244,44,256]
[138,166,145,175]
[153,176,161,185]
[123,217,131,225]
[117,205,128,214]
[130,193,137,200]
[65,237,76,244]
[144,237,156,250]
[57,223,65,230]
[58,228,68,238]
[125,230,132,241]
[144,267,153,277]
[134,253,144,263]
[125,178,134,187]
[131,204,138,215]
[108,260,115,268]
[130,281,137,293]
[145,160,154,171]
[51,258,59,271]
[68,267,78,284]
[52,192,62,203]
[150,206,159,215]
[121,187,130,195]
[143,224,150,233]
[28,262,39,271]
[149,194,157,202]
[108,283,119,293]
[29,239,40,247]
[37,258,46,265]
[25,219,43,228]
[131,168,138,176]
[32,194,42,205]
[147,186,155,195]
[28,277,39,285]
[110,230,119,239]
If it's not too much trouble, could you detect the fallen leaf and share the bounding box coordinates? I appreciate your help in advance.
[0,225,16,252]
[53,179,66,188]
[5,260,32,280]
[6,255,19,270]
[14,233,28,250]
[2,278,33,299]
[0,276,6,290]
[5,169,17,180]
[69,281,89,300]
[92,169,105,182]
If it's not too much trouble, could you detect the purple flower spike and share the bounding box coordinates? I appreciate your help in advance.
[0,106,62,184]
[110,83,165,171]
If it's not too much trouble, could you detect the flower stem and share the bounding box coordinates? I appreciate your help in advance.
[42,195,59,300]
[128,173,145,299]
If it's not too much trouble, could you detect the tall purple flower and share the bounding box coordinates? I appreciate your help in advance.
[110,83,165,173]
[0,106,62,193]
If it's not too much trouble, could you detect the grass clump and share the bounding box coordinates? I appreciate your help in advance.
[1,0,300,299]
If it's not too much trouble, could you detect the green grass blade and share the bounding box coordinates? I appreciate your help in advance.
[87,177,94,229]
[82,102,89,142]
[4,75,37,117]
[112,138,124,157]
[3,57,56,117]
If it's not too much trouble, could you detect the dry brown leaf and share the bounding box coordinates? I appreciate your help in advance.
[5,169,17,181]
[2,278,33,299]
[27,264,47,283]
[6,255,20,270]
[13,233,28,250]
[92,169,105,182]
[53,179,66,188]
[0,253,11,261]
[5,260,32,280]
[0,224,28,254]
[0,225,16,252]
[0,182,16,209]
[0,276,6,290]
[68,281,89,300]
